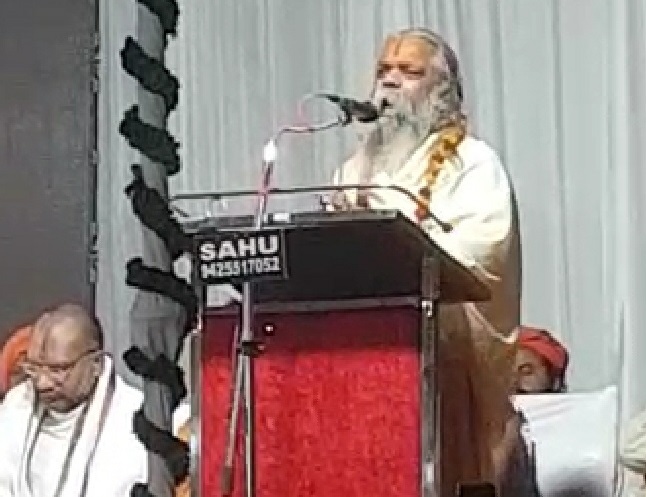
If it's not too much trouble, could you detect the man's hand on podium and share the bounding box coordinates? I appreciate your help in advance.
[320,190,358,212]
[320,184,419,224]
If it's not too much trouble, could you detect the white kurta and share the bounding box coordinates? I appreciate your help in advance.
[333,132,521,493]
[29,403,88,497]
[0,357,147,497]
[334,132,521,337]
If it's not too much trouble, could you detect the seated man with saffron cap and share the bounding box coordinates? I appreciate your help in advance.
[0,325,32,401]
[513,325,569,395]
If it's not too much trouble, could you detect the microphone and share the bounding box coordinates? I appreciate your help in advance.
[317,94,387,124]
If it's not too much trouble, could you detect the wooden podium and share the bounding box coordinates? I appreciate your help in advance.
[184,210,489,497]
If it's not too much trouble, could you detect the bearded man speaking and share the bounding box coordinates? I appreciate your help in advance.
[332,29,523,495]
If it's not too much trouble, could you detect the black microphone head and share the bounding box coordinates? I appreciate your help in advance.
[316,93,387,124]
[353,100,382,123]
[354,99,392,123]
[378,99,391,111]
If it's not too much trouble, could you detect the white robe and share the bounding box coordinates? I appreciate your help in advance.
[0,357,147,497]
[333,132,521,493]
[333,131,521,337]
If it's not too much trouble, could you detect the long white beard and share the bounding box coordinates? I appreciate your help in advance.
[360,123,427,177]
[352,70,461,178]
[355,92,436,178]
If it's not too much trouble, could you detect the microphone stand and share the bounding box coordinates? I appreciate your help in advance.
[221,101,348,497]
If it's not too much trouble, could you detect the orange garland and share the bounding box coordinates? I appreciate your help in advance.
[414,122,466,221]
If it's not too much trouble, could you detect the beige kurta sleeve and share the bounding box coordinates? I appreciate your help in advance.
[335,143,514,284]
[622,410,646,474]
[333,141,520,334]
[420,149,514,287]
[422,150,520,493]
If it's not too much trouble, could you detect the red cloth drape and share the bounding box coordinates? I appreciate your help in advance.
[201,306,421,497]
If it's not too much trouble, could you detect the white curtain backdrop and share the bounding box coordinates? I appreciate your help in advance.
[98,0,646,429]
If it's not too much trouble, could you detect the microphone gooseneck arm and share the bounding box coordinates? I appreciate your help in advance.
[172,184,453,233]
[257,93,350,222]
[258,93,389,204]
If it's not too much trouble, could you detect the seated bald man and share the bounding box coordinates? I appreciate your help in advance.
[331,28,522,495]
[0,304,147,497]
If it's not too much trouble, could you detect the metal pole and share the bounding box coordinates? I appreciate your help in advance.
[421,256,441,497]
[223,151,276,497]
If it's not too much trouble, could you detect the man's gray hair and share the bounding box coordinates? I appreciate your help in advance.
[396,28,464,103]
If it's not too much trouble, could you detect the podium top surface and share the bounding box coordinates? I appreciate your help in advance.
[183,210,490,304]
